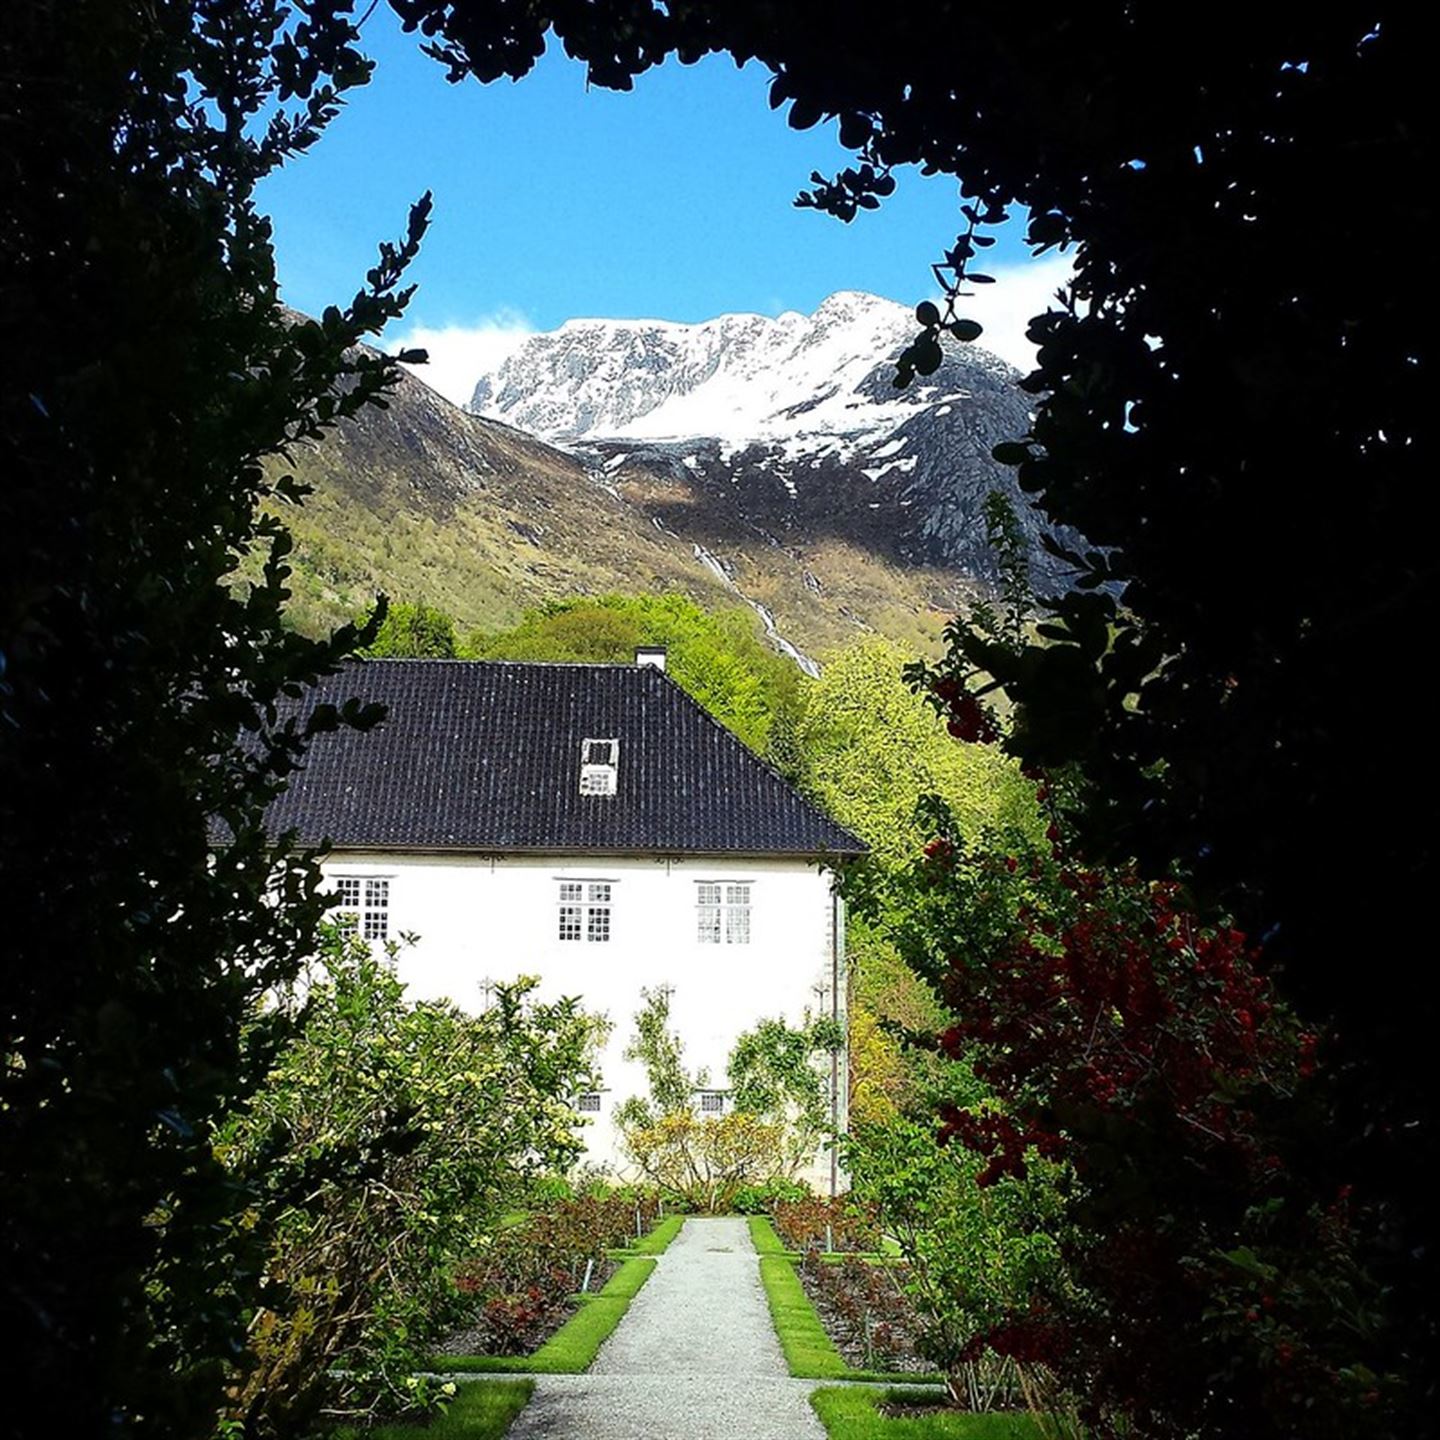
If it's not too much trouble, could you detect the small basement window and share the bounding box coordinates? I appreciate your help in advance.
[579,737,619,796]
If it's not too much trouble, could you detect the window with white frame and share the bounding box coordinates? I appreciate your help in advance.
[696,1090,728,1115]
[558,880,612,943]
[576,1091,603,1113]
[579,737,619,796]
[334,876,390,942]
[697,882,750,945]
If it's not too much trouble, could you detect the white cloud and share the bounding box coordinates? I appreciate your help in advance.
[391,308,535,408]
[947,253,1074,372]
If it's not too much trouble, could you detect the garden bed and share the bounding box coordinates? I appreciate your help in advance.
[795,1249,933,1376]
[431,1255,658,1374]
[434,1190,671,1365]
[431,1255,619,1359]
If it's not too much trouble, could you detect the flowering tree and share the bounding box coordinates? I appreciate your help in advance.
[615,989,838,1209]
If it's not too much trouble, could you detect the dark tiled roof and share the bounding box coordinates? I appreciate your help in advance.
[259,660,865,857]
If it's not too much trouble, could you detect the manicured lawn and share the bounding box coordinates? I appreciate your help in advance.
[810,1387,1040,1440]
[432,1256,658,1374]
[748,1215,794,1257]
[334,1379,533,1439]
[614,1212,684,1256]
[756,1254,942,1385]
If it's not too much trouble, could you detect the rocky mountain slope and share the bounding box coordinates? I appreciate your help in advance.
[469,291,1070,585]
[270,291,1064,668]
[266,365,975,667]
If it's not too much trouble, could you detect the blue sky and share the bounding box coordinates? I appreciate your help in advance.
[259,7,1067,402]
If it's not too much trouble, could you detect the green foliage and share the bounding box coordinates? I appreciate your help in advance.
[732,1179,814,1217]
[616,992,836,1208]
[364,599,460,658]
[729,1015,843,1168]
[219,930,600,1430]
[846,1112,1069,1407]
[1,4,429,1432]
[794,639,1038,1122]
[469,593,804,766]
[619,985,694,1117]
[797,638,1040,872]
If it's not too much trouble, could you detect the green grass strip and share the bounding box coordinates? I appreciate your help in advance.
[613,1212,684,1256]
[757,1254,944,1385]
[748,1215,792,1256]
[810,1386,1040,1439]
[431,1257,657,1374]
[334,1378,533,1439]
[758,1253,850,1378]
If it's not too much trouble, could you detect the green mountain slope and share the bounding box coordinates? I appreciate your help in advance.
[266,367,983,662]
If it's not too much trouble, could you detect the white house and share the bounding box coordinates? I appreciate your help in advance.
[263,650,865,1192]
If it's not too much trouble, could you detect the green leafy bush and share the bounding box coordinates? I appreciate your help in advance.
[846,1111,1070,1410]
[731,1179,813,1215]
[218,932,600,1431]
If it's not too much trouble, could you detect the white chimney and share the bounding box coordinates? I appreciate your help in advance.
[635,645,668,672]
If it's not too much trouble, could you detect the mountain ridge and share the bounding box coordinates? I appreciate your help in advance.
[267,290,1065,668]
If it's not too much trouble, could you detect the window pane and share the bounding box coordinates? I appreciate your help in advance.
[559,882,583,903]
[699,1092,725,1114]
[588,905,611,943]
[589,883,611,904]
[365,878,389,908]
[363,910,388,941]
[577,1092,602,1113]
[697,884,720,906]
[336,878,361,907]
[697,908,721,944]
[726,884,750,906]
[558,905,582,941]
[725,906,750,945]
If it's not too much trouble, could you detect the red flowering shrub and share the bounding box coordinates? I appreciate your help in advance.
[870,792,1397,1439]
[770,1195,881,1254]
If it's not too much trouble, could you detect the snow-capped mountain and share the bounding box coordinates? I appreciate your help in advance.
[470,290,1012,456]
[468,291,1071,590]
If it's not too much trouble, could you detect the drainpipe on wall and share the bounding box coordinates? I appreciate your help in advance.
[830,888,845,1199]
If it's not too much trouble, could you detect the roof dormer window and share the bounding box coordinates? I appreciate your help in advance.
[579,737,619,797]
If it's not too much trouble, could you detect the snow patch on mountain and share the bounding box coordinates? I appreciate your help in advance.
[469,290,1013,459]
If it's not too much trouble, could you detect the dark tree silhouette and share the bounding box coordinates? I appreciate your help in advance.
[1,4,426,1434]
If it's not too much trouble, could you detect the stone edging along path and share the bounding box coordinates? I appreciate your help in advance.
[485,1216,829,1439]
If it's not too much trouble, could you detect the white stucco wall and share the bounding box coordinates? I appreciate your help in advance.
[319,850,847,1191]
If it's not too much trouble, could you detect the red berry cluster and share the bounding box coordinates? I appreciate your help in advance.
[930,673,1000,744]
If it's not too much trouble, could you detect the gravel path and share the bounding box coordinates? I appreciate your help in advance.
[505,1216,826,1439]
